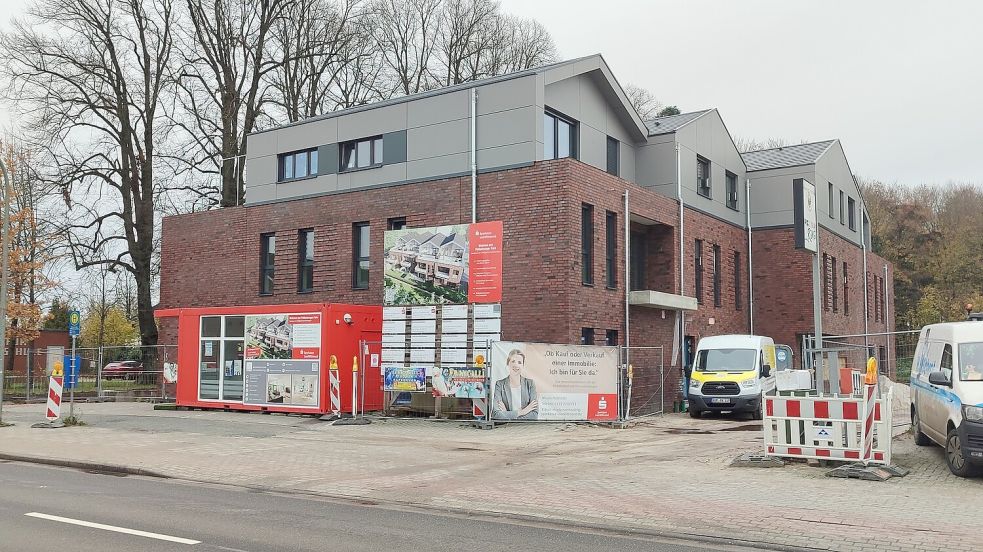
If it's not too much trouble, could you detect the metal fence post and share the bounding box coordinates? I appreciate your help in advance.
[26,348,32,403]
[97,346,104,399]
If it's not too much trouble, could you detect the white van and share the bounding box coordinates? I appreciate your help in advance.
[687,335,792,419]
[910,320,983,477]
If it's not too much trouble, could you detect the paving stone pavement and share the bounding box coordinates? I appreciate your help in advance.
[1,401,979,551]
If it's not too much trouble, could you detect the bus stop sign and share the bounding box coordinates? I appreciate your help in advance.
[69,310,81,337]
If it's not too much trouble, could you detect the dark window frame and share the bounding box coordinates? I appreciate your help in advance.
[725,171,738,210]
[352,222,370,289]
[297,229,314,293]
[605,329,618,347]
[843,261,849,315]
[606,136,620,176]
[605,211,617,289]
[847,197,856,230]
[696,156,711,198]
[259,233,276,295]
[828,182,835,219]
[582,203,594,286]
[387,217,407,231]
[822,253,830,311]
[839,190,845,225]
[695,239,704,304]
[340,135,384,172]
[544,109,578,160]
[831,255,838,313]
[712,244,722,307]
[278,148,319,182]
[581,327,595,345]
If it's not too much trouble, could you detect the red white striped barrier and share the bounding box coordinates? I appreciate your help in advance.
[762,384,892,466]
[329,369,341,416]
[862,383,877,464]
[472,398,486,418]
[46,376,63,421]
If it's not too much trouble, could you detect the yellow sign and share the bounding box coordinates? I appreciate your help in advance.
[628,364,634,380]
[763,344,777,369]
[352,355,359,372]
[52,362,64,377]
[474,354,486,367]
[70,312,80,325]
[865,357,878,385]
[329,355,338,371]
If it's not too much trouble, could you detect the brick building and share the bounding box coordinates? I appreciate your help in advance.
[159,54,894,410]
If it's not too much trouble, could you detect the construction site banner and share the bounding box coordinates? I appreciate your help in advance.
[489,342,619,421]
[383,221,502,306]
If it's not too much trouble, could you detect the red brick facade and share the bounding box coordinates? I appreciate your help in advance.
[159,158,892,408]
[751,226,895,371]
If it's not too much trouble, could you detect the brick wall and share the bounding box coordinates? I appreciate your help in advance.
[751,226,896,371]
[160,158,822,409]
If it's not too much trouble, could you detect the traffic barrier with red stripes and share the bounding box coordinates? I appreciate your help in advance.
[762,383,893,465]
[329,368,341,416]
[46,376,63,421]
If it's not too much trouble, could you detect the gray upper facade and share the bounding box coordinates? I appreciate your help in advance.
[743,140,871,248]
[242,53,867,239]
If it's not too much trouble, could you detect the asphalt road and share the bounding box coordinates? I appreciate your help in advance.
[0,461,764,552]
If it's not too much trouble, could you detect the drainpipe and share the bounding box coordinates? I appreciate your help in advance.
[745,177,754,334]
[624,190,630,368]
[676,143,685,369]
[470,87,477,223]
[861,206,869,350]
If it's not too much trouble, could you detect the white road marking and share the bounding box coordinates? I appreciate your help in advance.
[24,512,200,545]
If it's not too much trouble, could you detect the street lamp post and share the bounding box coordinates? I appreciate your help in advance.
[0,159,12,425]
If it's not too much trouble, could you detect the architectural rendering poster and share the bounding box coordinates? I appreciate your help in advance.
[490,342,618,421]
[242,313,322,409]
[244,313,321,360]
[383,221,502,306]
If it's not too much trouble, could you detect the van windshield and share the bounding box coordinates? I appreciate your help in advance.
[959,342,983,381]
[694,348,757,373]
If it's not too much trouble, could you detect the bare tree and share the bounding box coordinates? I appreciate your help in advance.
[1,0,176,347]
[434,0,496,85]
[268,0,366,121]
[174,0,293,208]
[374,0,442,95]
[624,84,664,121]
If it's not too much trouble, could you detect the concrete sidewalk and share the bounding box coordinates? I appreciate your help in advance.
[0,401,978,552]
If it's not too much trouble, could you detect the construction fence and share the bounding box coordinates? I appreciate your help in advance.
[376,341,664,422]
[2,345,177,402]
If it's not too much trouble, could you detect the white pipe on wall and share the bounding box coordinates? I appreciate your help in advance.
[470,87,477,223]
[745,177,754,334]
[624,190,630,366]
[676,143,685,368]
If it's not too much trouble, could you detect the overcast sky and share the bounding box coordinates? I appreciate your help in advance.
[500,0,983,187]
[2,0,980,187]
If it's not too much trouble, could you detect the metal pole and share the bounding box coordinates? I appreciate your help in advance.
[470,87,478,224]
[70,335,76,419]
[97,346,104,398]
[675,144,686,399]
[623,190,630,375]
[745,178,754,334]
[0,159,12,425]
[883,264,890,377]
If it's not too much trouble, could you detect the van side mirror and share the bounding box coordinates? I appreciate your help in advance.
[928,370,951,387]
[762,365,772,378]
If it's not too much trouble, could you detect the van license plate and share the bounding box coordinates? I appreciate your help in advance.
[710,398,730,404]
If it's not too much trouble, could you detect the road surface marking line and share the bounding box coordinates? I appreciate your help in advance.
[24,512,200,545]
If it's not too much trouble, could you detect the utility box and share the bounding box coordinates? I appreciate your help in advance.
[156,303,382,415]
[776,370,813,392]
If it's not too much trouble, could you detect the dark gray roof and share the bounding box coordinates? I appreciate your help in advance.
[644,110,712,135]
[742,140,837,171]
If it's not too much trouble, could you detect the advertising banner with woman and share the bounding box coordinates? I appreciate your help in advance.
[489,342,619,421]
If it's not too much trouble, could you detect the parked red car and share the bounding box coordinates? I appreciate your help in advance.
[102,360,144,379]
